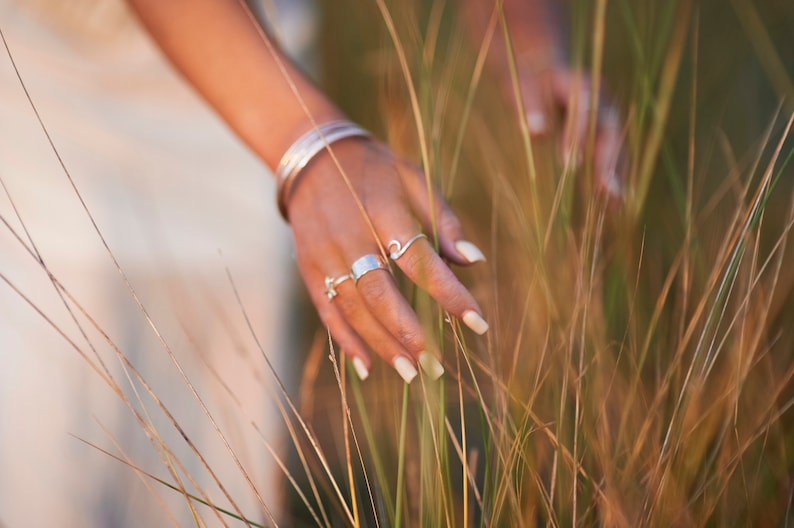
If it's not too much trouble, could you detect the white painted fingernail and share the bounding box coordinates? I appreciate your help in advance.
[605,170,623,198]
[455,240,486,263]
[462,310,489,335]
[527,112,547,134]
[393,356,418,384]
[352,357,370,381]
[418,352,444,380]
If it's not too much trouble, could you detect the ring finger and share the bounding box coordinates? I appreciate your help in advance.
[332,266,429,383]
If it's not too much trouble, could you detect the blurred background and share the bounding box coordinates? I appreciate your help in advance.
[0,0,314,525]
[315,1,794,525]
[1,0,794,526]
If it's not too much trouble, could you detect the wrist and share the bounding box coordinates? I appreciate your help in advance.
[256,101,346,170]
[275,119,371,221]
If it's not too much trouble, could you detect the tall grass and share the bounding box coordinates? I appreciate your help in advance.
[2,0,794,525]
[315,1,794,525]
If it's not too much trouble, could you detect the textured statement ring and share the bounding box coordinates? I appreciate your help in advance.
[324,274,351,301]
[387,233,427,260]
[350,254,388,284]
[275,120,371,221]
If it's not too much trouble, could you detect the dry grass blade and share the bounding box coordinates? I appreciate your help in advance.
[447,2,497,196]
[1,19,276,525]
[632,0,693,217]
[730,0,794,108]
[226,268,356,526]
[413,365,456,526]
[0,267,234,526]
[584,0,608,192]
[632,107,777,449]
[443,417,485,515]
[393,385,409,528]
[189,347,330,528]
[700,112,794,377]
[270,383,334,527]
[73,436,266,527]
[0,177,228,524]
[496,1,543,247]
[372,0,436,238]
[234,0,387,261]
[326,338,381,528]
[646,111,794,522]
[92,422,187,528]
[4,1,794,525]
[454,341,470,528]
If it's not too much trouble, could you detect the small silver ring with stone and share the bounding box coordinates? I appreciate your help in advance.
[324,273,351,301]
[350,254,388,283]
[387,233,428,260]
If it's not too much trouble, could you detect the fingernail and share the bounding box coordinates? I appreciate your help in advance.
[462,310,489,335]
[393,356,418,384]
[605,170,623,198]
[352,357,370,381]
[455,240,486,263]
[418,351,444,380]
[527,112,547,134]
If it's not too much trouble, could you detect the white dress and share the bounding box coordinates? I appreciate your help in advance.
[0,1,313,525]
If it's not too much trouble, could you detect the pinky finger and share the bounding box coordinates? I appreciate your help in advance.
[305,271,373,380]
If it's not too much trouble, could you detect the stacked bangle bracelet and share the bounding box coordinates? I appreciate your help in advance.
[275,120,371,220]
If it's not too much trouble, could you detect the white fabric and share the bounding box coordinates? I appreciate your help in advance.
[0,1,302,525]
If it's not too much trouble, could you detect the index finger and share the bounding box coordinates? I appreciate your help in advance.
[389,236,489,335]
[593,106,625,200]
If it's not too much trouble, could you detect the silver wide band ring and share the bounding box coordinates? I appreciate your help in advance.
[350,254,388,283]
[324,274,351,300]
[387,233,427,260]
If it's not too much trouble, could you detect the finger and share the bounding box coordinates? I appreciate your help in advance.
[367,194,486,375]
[350,257,447,380]
[519,76,552,137]
[331,274,422,383]
[551,70,591,170]
[301,239,422,383]
[593,106,625,200]
[398,164,486,266]
[301,263,373,381]
[389,236,489,336]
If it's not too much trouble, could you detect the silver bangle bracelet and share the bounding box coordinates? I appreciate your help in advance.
[275,120,370,220]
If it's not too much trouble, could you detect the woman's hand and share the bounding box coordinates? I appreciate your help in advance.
[286,137,488,383]
[125,0,488,384]
[458,0,626,200]
[512,63,625,199]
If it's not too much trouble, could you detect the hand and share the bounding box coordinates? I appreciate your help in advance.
[511,62,625,200]
[286,137,489,383]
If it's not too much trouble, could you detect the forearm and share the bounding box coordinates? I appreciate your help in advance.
[126,0,343,170]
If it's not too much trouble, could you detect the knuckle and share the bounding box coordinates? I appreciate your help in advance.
[443,289,471,313]
[429,276,471,312]
[335,293,360,318]
[397,325,424,351]
[315,303,335,325]
[400,247,434,278]
[336,334,364,355]
[357,275,390,304]
[438,211,462,234]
